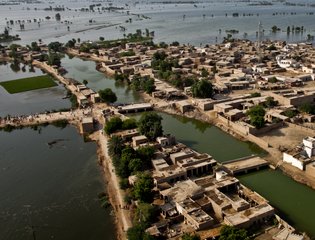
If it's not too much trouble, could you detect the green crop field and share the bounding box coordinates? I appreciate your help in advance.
[0,75,58,94]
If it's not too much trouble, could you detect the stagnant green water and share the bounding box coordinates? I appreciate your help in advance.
[61,55,142,104]
[0,126,116,240]
[156,113,315,238]
[158,112,265,162]
[239,170,315,238]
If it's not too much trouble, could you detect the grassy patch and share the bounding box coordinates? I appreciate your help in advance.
[0,75,58,94]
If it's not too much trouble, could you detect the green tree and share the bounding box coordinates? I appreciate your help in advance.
[31,41,40,51]
[299,103,315,114]
[127,225,145,240]
[122,118,137,130]
[171,41,180,46]
[119,178,129,190]
[55,13,61,21]
[138,112,163,141]
[66,39,76,48]
[268,77,277,83]
[264,96,278,108]
[182,233,201,240]
[246,105,266,129]
[143,78,155,94]
[108,135,124,157]
[104,117,123,135]
[134,203,158,227]
[98,88,117,103]
[219,225,249,240]
[128,158,143,173]
[136,146,155,170]
[133,172,154,202]
[48,41,63,52]
[47,53,61,67]
[250,92,261,98]
[201,68,209,78]
[271,25,280,33]
[119,146,137,177]
[191,79,213,98]
[282,109,298,118]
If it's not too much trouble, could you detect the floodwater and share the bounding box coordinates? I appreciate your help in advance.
[1,0,315,46]
[239,170,315,237]
[142,112,315,238]
[0,125,116,240]
[61,55,141,103]
[0,63,71,117]
[131,111,265,162]
[2,0,315,238]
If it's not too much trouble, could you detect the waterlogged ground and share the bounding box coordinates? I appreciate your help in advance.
[1,0,315,46]
[0,63,70,117]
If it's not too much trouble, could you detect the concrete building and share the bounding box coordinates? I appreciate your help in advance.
[132,135,148,147]
[283,137,315,170]
[176,100,193,113]
[80,117,94,133]
[268,90,315,107]
[170,149,196,165]
[158,173,274,232]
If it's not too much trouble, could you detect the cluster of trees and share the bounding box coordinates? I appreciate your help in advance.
[282,109,298,118]
[191,79,213,98]
[98,88,117,103]
[108,135,155,178]
[114,72,129,82]
[131,74,156,94]
[169,73,196,90]
[48,41,64,52]
[219,225,249,240]
[200,68,209,78]
[0,28,20,42]
[66,38,77,48]
[246,105,266,129]
[263,96,278,108]
[299,103,315,114]
[119,49,135,57]
[41,41,64,67]
[138,112,163,141]
[104,117,137,135]
[151,51,196,89]
[250,92,261,98]
[79,42,98,53]
[152,51,177,77]
[127,180,160,240]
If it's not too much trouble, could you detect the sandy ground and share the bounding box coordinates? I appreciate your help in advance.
[259,125,313,150]
[97,131,132,240]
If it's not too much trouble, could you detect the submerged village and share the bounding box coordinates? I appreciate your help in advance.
[2,31,315,240]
